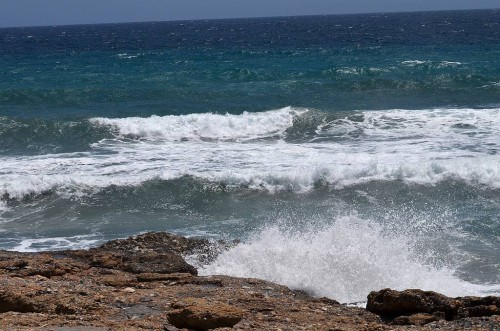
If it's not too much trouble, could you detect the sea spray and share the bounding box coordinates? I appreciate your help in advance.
[199,216,498,303]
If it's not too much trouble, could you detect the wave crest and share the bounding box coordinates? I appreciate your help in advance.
[90,107,305,142]
[2,107,500,200]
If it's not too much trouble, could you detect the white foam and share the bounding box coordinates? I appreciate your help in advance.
[116,52,145,59]
[199,217,500,303]
[0,200,9,222]
[90,107,304,142]
[11,235,100,252]
[319,107,500,142]
[402,60,428,66]
[401,60,462,67]
[337,67,360,75]
[0,200,8,212]
[440,61,462,66]
[1,107,500,199]
[335,67,391,75]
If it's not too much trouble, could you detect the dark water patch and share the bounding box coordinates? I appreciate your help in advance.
[2,177,499,234]
[284,110,365,142]
[451,123,478,129]
[0,117,115,155]
[1,10,500,116]
[1,10,499,56]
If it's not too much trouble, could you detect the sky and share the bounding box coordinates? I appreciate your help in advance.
[0,0,498,28]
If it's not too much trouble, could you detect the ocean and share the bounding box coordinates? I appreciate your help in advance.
[1,9,499,303]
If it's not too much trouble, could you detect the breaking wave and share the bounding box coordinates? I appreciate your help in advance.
[90,107,305,142]
[199,217,500,303]
[2,107,500,200]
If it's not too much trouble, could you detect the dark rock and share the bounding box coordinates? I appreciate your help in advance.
[40,328,111,331]
[125,252,197,275]
[367,288,500,322]
[167,298,244,330]
[456,296,500,318]
[63,232,202,276]
[315,297,341,306]
[100,232,210,255]
[89,251,197,275]
[55,303,78,315]
[460,304,499,318]
[460,296,500,307]
[366,288,457,319]
[137,272,193,282]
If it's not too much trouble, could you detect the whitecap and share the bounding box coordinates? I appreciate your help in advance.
[90,106,305,142]
[401,60,428,66]
[1,107,500,199]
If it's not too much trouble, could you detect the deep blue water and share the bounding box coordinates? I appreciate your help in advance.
[1,10,499,120]
[0,9,499,303]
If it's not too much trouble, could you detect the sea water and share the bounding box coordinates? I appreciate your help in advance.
[1,10,499,303]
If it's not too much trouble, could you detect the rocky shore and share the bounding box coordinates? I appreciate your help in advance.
[0,232,498,330]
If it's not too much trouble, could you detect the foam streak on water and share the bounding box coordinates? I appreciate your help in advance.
[12,235,101,252]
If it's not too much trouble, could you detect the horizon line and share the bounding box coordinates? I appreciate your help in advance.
[0,7,498,30]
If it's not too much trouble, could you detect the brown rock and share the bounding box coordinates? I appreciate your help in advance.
[64,232,201,275]
[167,298,244,330]
[0,259,28,270]
[0,251,87,279]
[98,271,137,287]
[0,276,49,313]
[1,232,499,330]
[118,252,197,275]
[88,250,197,275]
[392,313,445,326]
[0,288,38,313]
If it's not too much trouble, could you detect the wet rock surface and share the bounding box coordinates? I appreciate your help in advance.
[0,232,498,330]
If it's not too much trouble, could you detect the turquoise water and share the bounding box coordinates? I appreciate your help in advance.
[1,10,499,302]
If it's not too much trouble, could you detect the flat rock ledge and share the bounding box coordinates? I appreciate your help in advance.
[0,232,497,330]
